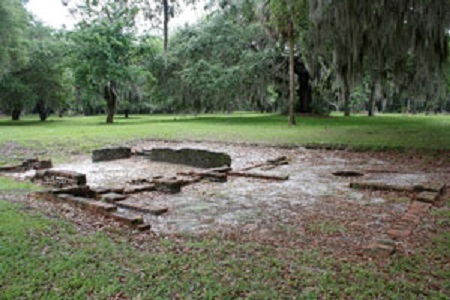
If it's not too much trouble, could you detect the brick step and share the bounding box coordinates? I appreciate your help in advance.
[34,169,87,186]
[101,193,127,203]
[124,185,156,194]
[364,239,396,258]
[415,191,439,204]
[57,194,117,213]
[109,212,144,225]
[116,200,168,215]
[350,182,446,195]
[153,178,182,194]
[137,224,151,231]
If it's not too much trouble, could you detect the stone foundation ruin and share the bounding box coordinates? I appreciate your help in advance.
[0,158,52,173]
[92,147,132,162]
[7,148,288,232]
[2,145,448,260]
[33,169,87,187]
[138,148,232,168]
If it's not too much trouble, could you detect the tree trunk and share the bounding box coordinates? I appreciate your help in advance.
[334,50,350,116]
[334,95,340,112]
[104,81,117,124]
[343,84,350,116]
[124,109,129,119]
[39,110,47,121]
[11,109,21,121]
[36,101,48,121]
[163,0,169,68]
[76,86,82,114]
[381,95,387,113]
[287,21,296,126]
[412,99,417,114]
[368,80,376,117]
[296,59,312,114]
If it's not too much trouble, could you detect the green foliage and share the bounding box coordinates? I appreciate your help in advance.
[0,0,30,80]
[308,0,450,114]
[0,11,75,121]
[70,0,153,119]
[266,0,308,39]
[25,24,75,119]
[148,6,282,113]
[1,0,450,120]
[0,74,36,114]
[72,21,134,88]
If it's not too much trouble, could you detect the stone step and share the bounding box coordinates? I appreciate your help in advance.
[205,166,233,173]
[101,193,127,203]
[0,165,20,172]
[202,172,228,183]
[109,187,125,194]
[409,201,432,212]
[91,187,111,199]
[0,159,52,173]
[387,228,412,239]
[137,224,151,231]
[116,200,168,215]
[415,191,439,204]
[414,183,446,195]
[364,239,396,258]
[109,212,144,225]
[34,169,87,186]
[179,177,203,186]
[350,182,446,199]
[400,213,420,225]
[57,194,117,213]
[153,178,182,194]
[124,185,156,194]
[50,186,95,198]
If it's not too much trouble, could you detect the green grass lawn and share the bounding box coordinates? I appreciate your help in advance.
[1,113,450,298]
[1,195,449,299]
[1,113,449,153]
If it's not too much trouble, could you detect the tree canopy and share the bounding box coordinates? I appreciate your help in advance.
[0,0,449,122]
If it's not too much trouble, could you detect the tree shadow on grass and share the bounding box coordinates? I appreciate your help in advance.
[0,120,58,127]
[99,114,287,127]
[0,114,441,131]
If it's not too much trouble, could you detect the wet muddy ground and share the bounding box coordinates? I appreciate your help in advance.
[4,140,450,259]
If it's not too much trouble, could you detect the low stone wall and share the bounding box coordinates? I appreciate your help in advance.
[144,148,232,169]
[0,158,52,173]
[92,147,132,162]
[33,170,87,187]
